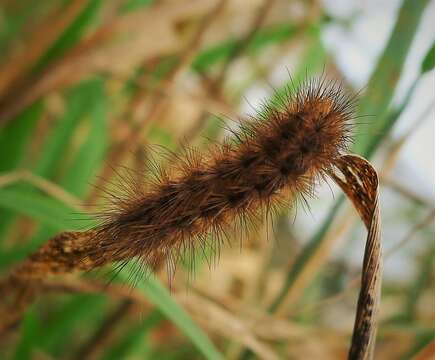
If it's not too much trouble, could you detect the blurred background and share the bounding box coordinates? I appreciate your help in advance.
[0,0,434,359]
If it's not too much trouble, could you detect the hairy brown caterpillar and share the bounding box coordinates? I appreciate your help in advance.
[11,77,355,280]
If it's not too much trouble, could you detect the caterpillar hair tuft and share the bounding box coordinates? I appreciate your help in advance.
[95,77,356,273]
[13,76,356,279]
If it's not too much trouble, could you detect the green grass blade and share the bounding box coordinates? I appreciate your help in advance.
[269,197,344,311]
[0,102,43,240]
[421,41,435,74]
[0,80,104,263]
[353,0,431,156]
[0,187,82,231]
[192,23,297,73]
[61,80,107,197]
[13,307,41,360]
[39,294,107,356]
[13,295,107,359]
[102,310,162,360]
[121,0,154,13]
[33,0,102,72]
[119,262,224,360]
[0,102,43,172]
[35,79,104,179]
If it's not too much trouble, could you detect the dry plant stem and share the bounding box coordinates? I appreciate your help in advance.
[384,178,434,208]
[176,293,280,360]
[251,155,381,359]
[274,201,354,315]
[380,99,435,177]
[181,0,276,147]
[40,276,355,357]
[0,0,88,99]
[329,155,382,360]
[120,73,240,119]
[0,232,98,333]
[40,276,336,341]
[88,0,228,203]
[243,87,430,356]
[272,99,422,316]
[385,209,435,257]
[0,170,83,211]
[276,104,431,322]
[0,0,222,125]
[0,0,112,126]
[299,182,434,316]
[41,277,282,359]
[212,0,277,89]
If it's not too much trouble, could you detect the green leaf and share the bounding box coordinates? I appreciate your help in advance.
[102,310,162,360]
[421,42,435,74]
[148,125,175,149]
[34,0,102,72]
[192,23,297,73]
[0,102,43,172]
[35,78,104,179]
[353,0,431,156]
[246,23,296,52]
[13,295,107,358]
[0,78,104,260]
[39,294,107,356]
[0,102,43,240]
[61,80,107,197]
[0,187,90,231]
[193,39,238,73]
[404,240,435,321]
[13,307,41,360]
[0,245,39,272]
[121,0,154,13]
[119,262,224,360]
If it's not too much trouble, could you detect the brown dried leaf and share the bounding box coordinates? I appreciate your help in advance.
[328,154,382,360]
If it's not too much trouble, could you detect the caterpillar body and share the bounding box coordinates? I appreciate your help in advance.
[92,77,355,274]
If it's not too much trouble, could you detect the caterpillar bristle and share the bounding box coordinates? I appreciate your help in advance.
[7,75,356,281]
[90,75,356,277]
